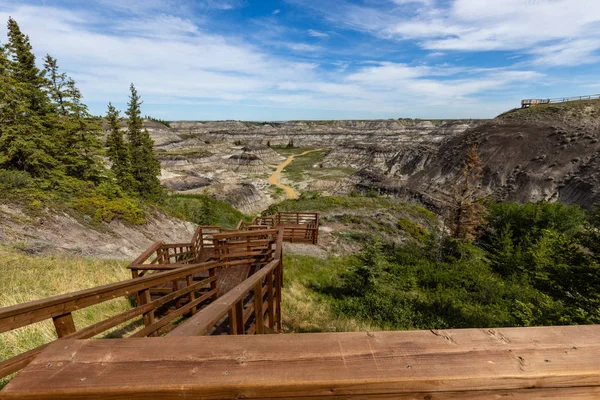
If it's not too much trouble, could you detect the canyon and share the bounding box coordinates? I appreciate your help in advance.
[148,100,600,213]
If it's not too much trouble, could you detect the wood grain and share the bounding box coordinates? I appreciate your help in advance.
[3,326,600,399]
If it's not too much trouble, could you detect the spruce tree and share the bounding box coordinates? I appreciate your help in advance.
[42,55,104,182]
[43,55,69,115]
[0,18,59,177]
[106,102,135,191]
[125,83,162,199]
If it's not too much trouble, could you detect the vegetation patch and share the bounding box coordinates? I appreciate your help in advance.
[163,194,250,229]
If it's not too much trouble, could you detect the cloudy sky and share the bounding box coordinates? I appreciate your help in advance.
[1,0,599,120]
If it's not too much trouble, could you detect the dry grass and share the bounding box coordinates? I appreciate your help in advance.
[0,246,131,388]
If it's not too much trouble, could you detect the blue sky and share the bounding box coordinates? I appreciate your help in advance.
[1,0,599,120]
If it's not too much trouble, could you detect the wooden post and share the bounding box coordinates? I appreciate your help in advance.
[254,282,264,334]
[209,265,218,301]
[235,300,244,334]
[186,275,197,315]
[139,289,156,335]
[267,271,275,330]
[228,308,237,335]
[52,313,76,338]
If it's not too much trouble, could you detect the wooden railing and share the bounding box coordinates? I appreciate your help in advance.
[169,229,283,336]
[275,212,320,244]
[237,212,320,244]
[5,325,600,398]
[521,93,600,108]
[168,258,282,336]
[0,261,219,378]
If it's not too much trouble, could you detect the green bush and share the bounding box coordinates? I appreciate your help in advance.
[304,201,600,330]
[0,170,33,189]
[75,195,145,225]
[163,194,249,229]
[397,218,429,241]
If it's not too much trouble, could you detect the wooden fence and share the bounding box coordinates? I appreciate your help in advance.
[237,212,320,244]
[0,260,219,378]
[521,93,600,108]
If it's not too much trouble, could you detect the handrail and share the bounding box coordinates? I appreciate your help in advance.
[168,258,281,337]
[0,260,220,378]
[128,241,163,265]
[0,261,217,327]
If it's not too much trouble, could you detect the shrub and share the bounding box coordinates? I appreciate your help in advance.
[163,194,248,229]
[397,218,429,242]
[75,195,145,225]
[0,170,32,189]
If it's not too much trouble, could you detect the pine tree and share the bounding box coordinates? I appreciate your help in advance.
[42,55,104,181]
[106,103,135,191]
[125,83,162,199]
[449,145,487,240]
[43,55,69,115]
[0,18,59,177]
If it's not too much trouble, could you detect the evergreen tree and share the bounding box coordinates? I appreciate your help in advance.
[106,103,135,191]
[42,55,104,181]
[125,83,162,199]
[0,18,59,177]
[43,55,69,115]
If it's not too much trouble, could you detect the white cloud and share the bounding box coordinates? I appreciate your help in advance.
[0,2,545,118]
[272,9,281,15]
[297,0,600,66]
[307,29,329,38]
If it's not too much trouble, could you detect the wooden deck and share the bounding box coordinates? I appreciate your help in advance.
[3,325,600,399]
[238,212,320,244]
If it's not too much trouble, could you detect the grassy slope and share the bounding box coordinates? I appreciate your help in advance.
[0,247,131,388]
[163,194,250,229]
[274,195,439,333]
[282,254,379,333]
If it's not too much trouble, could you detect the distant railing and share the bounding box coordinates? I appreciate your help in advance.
[237,212,320,244]
[521,94,600,108]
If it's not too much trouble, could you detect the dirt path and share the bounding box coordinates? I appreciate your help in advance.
[269,149,327,200]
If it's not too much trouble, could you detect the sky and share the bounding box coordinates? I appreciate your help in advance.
[0,0,599,120]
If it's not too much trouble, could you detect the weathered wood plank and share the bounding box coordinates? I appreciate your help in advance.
[3,326,600,399]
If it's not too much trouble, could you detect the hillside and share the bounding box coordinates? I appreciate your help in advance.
[405,100,600,209]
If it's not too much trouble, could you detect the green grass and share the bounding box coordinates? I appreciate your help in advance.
[271,146,318,157]
[281,149,327,181]
[0,246,131,389]
[270,148,357,188]
[267,195,437,223]
[163,194,250,229]
[282,254,379,333]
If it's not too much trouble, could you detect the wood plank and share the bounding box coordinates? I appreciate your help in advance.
[3,326,600,399]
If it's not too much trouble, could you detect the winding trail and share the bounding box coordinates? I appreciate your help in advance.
[269,148,327,200]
